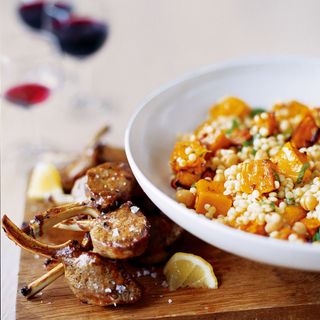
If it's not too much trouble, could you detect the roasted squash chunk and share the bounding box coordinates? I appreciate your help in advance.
[195,179,225,194]
[252,112,278,136]
[239,159,277,194]
[301,218,320,237]
[291,115,319,148]
[209,97,251,119]
[239,222,266,236]
[274,142,311,183]
[172,171,200,188]
[195,191,232,215]
[228,128,252,145]
[272,100,310,127]
[170,141,207,175]
[202,130,231,153]
[283,205,306,226]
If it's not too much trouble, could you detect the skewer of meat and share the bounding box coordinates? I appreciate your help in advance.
[2,215,142,306]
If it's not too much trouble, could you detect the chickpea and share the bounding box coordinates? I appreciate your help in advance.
[176,189,195,208]
[265,213,283,234]
[300,194,318,211]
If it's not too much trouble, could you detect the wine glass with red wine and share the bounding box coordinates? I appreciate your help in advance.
[43,0,110,110]
[1,36,62,163]
[17,0,72,31]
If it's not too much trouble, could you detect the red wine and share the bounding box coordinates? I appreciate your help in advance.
[5,83,50,107]
[18,1,72,30]
[54,18,108,57]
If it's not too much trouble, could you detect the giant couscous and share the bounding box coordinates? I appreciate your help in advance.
[170,97,320,244]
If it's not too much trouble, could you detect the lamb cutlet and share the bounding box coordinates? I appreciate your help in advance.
[2,215,142,306]
[89,202,150,259]
[25,202,150,260]
[86,162,136,210]
[60,126,128,193]
[56,161,136,210]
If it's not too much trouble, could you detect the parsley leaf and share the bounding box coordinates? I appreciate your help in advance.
[286,198,295,205]
[226,119,240,135]
[313,229,320,242]
[250,108,266,118]
[242,139,253,147]
[272,169,280,182]
[296,162,310,184]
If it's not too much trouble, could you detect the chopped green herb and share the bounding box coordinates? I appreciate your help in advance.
[312,229,320,242]
[252,149,257,156]
[242,139,253,147]
[253,133,261,141]
[286,198,295,205]
[296,162,310,184]
[250,108,266,118]
[281,128,293,139]
[269,202,276,209]
[272,169,280,182]
[225,119,240,135]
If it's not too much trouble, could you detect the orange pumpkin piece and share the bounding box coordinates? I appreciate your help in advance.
[206,131,231,153]
[283,205,306,226]
[228,128,252,145]
[273,142,311,183]
[170,141,207,174]
[209,97,251,119]
[195,191,232,215]
[276,227,293,240]
[195,179,225,194]
[240,222,266,236]
[301,218,320,237]
[272,100,310,125]
[311,108,320,127]
[252,112,278,136]
[172,171,200,188]
[239,159,277,194]
[291,115,319,148]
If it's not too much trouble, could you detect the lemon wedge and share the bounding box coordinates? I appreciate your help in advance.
[163,252,218,291]
[27,162,63,199]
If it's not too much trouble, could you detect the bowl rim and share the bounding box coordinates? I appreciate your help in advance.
[125,56,320,256]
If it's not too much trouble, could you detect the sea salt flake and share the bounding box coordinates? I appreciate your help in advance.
[112,228,119,237]
[150,272,157,278]
[116,285,126,294]
[104,288,112,293]
[143,269,150,276]
[161,280,168,288]
[168,299,173,304]
[130,206,140,214]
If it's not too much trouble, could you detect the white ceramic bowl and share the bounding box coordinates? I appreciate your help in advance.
[125,57,320,271]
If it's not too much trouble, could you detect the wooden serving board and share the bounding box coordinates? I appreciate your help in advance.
[16,200,320,320]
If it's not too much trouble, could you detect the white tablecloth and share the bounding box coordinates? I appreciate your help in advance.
[2,1,320,319]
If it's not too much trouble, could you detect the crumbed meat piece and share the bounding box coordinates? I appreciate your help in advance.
[55,243,142,306]
[90,202,150,259]
[86,162,136,210]
[61,143,128,193]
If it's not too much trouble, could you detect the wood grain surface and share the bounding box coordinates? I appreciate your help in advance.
[16,200,320,320]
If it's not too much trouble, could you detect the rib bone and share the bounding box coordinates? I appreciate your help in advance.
[2,215,72,258]
[21,263,64,299]
[28,203,99,238]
